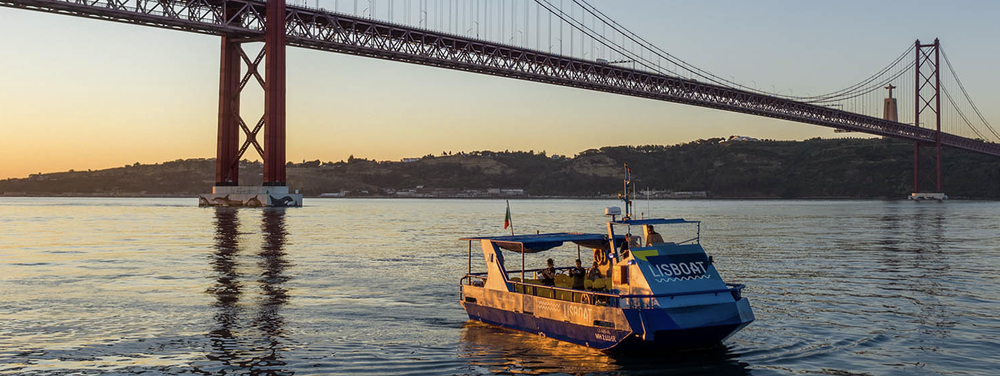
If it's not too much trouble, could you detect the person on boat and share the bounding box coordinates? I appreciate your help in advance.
[540,258,557,286]
[629,234,642,249]
[645,225,664,246]
[587,261,603,280]
[621,234,633,258]
[568,259,586,289]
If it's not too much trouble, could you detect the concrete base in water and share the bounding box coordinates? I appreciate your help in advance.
[199,186,303,207]
[908,192,948,201]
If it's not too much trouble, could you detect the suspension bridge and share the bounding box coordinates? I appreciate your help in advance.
[3,0,998,205]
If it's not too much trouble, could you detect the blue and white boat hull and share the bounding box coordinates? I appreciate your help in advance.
[462,302,631,350]
[460,286,754,351]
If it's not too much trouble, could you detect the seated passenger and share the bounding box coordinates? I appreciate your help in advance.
[540,258,557,286]
[568,259,586,290]
[587,261,603,280]
[645,225,664,246]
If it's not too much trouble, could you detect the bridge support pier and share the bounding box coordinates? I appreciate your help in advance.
[214,35,241,187]
[200,0,300,207]
[910,39,946,201]
[263,0,286,187]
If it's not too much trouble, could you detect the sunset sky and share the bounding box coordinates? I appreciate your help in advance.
[1,1,998,179]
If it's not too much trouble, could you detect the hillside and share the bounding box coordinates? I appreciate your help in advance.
[3,138,999,199]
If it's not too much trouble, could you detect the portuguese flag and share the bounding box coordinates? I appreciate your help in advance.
[504,201,512,231]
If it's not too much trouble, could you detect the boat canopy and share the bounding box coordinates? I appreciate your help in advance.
[611,218,700,226]
[460,232,623,253]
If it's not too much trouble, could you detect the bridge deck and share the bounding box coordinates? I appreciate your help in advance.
[3,0,999,157]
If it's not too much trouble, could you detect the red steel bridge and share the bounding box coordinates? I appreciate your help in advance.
[3,0,999,196]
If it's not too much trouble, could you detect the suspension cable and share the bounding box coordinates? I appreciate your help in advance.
[943,85,988,140]
[569,0,914,101]
[941,47,1000,141]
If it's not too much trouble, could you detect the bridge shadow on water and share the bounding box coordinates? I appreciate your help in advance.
[458,321,750,375]
[202,207,292,375]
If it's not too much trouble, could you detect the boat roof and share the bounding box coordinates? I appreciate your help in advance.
[460,232,622,253]
[611,218,700,226]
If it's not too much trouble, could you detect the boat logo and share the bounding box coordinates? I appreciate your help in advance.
[644,254,710,282]
[535,299,591,322]
[565,304,591,322]
[536,299,561,313]
[651,274,710,283]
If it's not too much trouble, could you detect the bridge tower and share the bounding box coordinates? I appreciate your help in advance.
[910,39,946,201]
[200,0,302,207]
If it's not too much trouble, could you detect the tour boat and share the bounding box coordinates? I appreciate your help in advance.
[459,166,755,351]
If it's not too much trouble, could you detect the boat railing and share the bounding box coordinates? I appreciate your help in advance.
[506,279,623,306]
[462,272,747,309]
[460,273,488,287]
[619,283,746,309]
[459,271,621,306]
[503,266,578,279]
[675,236,700,245]
[617,283,745,299]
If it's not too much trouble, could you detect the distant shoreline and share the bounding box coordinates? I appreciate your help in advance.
[5,138,997,200]
[0,193,978,200]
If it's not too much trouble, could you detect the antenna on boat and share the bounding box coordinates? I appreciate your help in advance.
[618,163,633,222]
[632,173,637,218]
[646,186,650,219]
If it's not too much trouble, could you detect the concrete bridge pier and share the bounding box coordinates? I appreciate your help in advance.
[200,0,301,207]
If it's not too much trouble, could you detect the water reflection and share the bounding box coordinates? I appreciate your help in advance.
[876,204,953,355]
[908,206,953,343]
[205,207,291,375]
[458,321,749,375]
[256,208,291,360]
[3,199,998,374]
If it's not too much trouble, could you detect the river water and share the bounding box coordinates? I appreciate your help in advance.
[1,198,998,375]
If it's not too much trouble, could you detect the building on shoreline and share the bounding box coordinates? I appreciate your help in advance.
[319,187,526,198]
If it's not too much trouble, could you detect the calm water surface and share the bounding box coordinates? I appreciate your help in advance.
[1,198,998,375]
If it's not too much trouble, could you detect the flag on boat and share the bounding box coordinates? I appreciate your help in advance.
[504,201,512,230]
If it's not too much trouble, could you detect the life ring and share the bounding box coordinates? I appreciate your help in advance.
[593,248,607,265]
